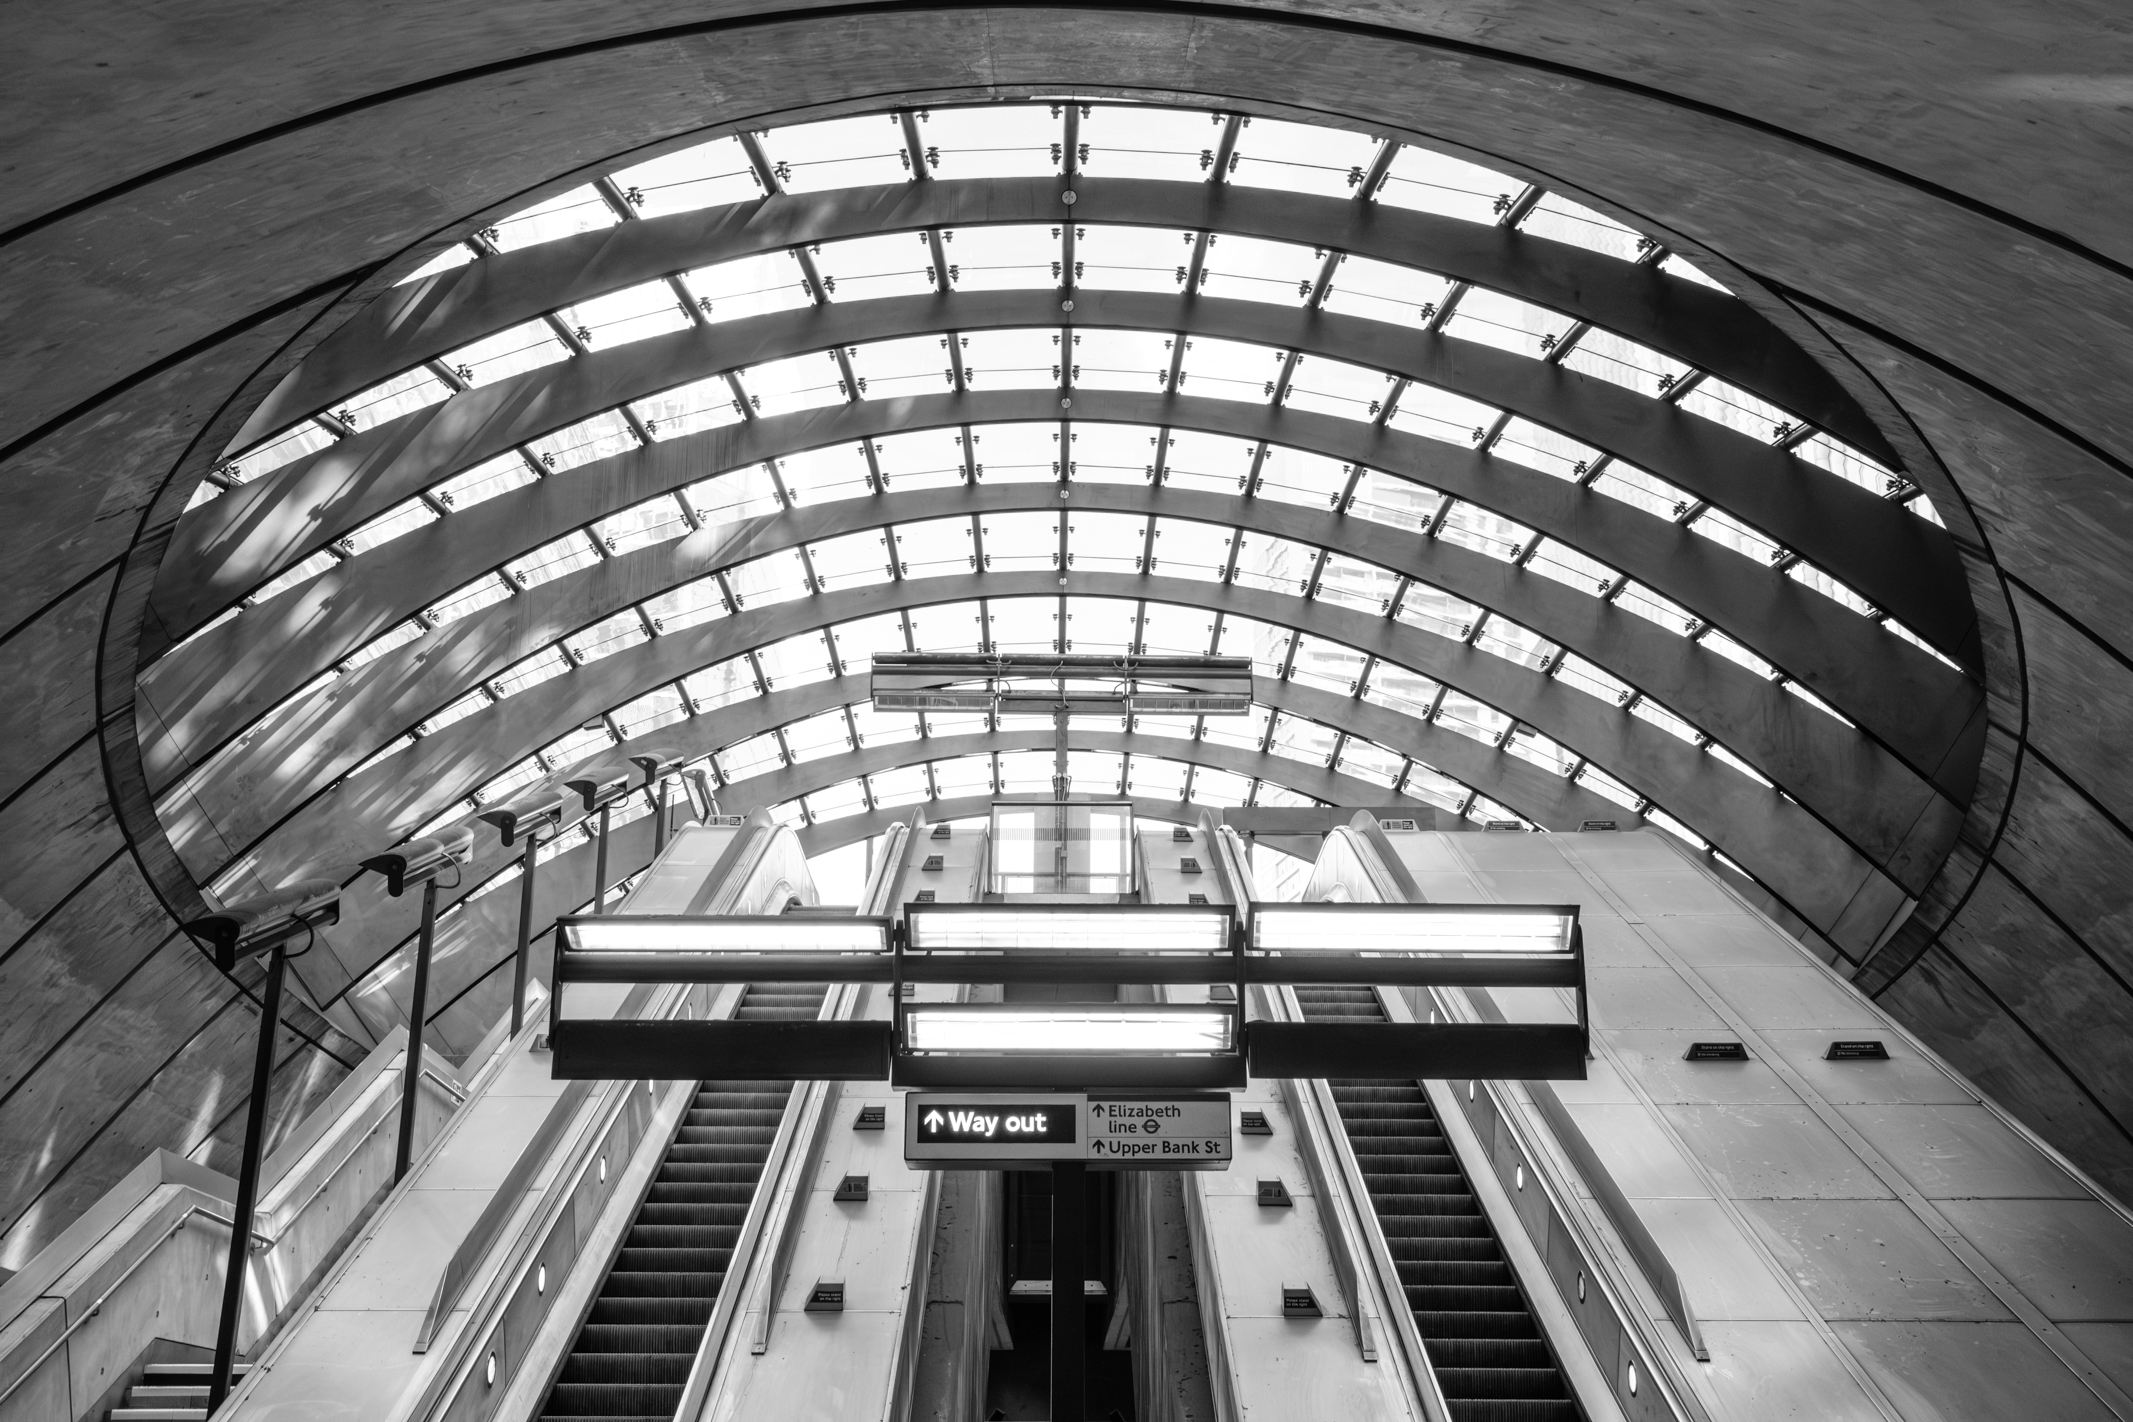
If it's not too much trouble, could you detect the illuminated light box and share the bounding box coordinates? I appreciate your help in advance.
[903,1005,1236,1056]
[1249,904,1575,955]
[905,906,1233,953]
[559,915,890,955]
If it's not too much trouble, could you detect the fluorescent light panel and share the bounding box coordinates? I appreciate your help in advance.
[904,1006,1235,1054]
[906,908,1232,952]
[1251,905,1572,954]
[563,917,888,954]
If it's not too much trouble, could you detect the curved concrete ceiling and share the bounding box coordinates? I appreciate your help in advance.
[4,1,2132,1268]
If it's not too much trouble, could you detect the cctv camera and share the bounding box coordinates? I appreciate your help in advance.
[361,824,476,896]
[184,879,342,971]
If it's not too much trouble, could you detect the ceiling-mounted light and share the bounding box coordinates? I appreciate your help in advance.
[561,915,890,955]
[906,905,1232,953]
[903,1004,1235,1055]
[1250,904,1575,955]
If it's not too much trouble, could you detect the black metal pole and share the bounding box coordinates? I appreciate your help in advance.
[654,778,669,855]
[594,804,611,915]
[393,878,439,1182]
[208,943,286,1413]
[508,831,539,1037]
[1051,1159,1087,1422]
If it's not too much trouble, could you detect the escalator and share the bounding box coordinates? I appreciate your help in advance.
[538,983,828,1422]
[1293,986,1580,1422]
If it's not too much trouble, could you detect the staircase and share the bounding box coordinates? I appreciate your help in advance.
[106,1362,247,1420]
[1294,985,1580,1422]
[538,983,825,1422]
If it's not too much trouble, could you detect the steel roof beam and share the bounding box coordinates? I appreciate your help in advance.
[242,176,1885,462]
[173,291,1961,661]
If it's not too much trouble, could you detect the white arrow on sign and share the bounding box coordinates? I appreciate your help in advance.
[924,1110,944,1130]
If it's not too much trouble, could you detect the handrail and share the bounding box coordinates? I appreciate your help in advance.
[0,1205,271,1408]
[1525,1082,1710,1362]
[413,1075,595,1352]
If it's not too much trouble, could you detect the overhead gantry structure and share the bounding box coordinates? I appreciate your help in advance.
[122,100,1984,1075]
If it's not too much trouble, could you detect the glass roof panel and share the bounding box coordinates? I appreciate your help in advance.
[1215,616,1290,677]
[1348,469,1438,532]
[814,233,934,300]
[926,709,991,738]
[931,755,995,796]
[739,351,844,418]
[1127,754,1189,798]
[613,685,689,739]
[1376,147,1516,225]
[1067,422,1156,485]
[980,513,1060,573]
[341,367,452,431]
[341,499,438,557]
[920,104,1063,180]
[1475,618,1555,670]
[1320,254,1454,328]
[1260,712,1329,764]
[1138,603,1212,655]
[783,708,853,762]
[971,422,1060,484]
[564,610,648,665]
[1794,433,1905,500]
[1701,630,1777,679]
[417,689,489,738]
[717,731,785,782]
[944,223,1059,291]
[1506,725,1578,776]
[1690,505,1784,564]
[996,751,1054,794]
[444,319,571,386]
[1615,581,1698,636]
[1069,328,1170,391]
[894,516,977,579]
[635,373,746,439]
[849,334,951,399]
[1659,253,1727,290]
[1388,384,1500,447]
[1493,419,1601,481]
[595,495,691,556]
[685,463,783,529]
[528,409,639,473]
[1199,233,1319,306]
[1590,463,1689,521]
[962,328,1064,390]
[505,532,599,590]
[229,419,336,479]
[1161,429,1255,496]
[907,601,982,651]
[341,620,423,672]
[1444,288,1576,360]
[489,186,617,252]
[725,548,809,609]
[1132,713,1197,741]
[1177,335,1281,404]
[1148,518,1231,581]
[1068,512,1148,574]
[1576,763,1643,809]
[853,705,921,746]
[1064,597,1138,652]
[396,243,476,287]
[1202,704,1271,752]
[1229,118,1378,199]
[1436,691,1512,746]
[557,280,694,352]
[1253,447,1347,508]
[1190,766,1252,808]
[1289,635,1365,694]
[1560,328,1692,398]
[608,136,760,217]
[1066,750,1125,797]
[1257,781,1321,808]
[1404,763,1469,812]
[682,251,813,323]
[1518,193,1646,262]
[682,656,756,712]
[1526,539,1617,596]
[1075,224,1190,294]
[873,428,967,491]
[1231,533,1314,594]
[1315,553,1395,614]
[1283,355,1395,423]
[1438,501,1531,560]
[761,114,911,192]
[1555,653,1633,707]
[643,576,728,635]
[1364,663,1440,719]
[1396,584,1483,641]
[432,452,538,511]
[1676,378,1794,442]
[868,762,929,806]
[250,549,338,605]
[1788,561,1876,617]
[1079,105,1218,183]
[1631,696,1702,744]
[777,444,872,505]
[755,630,835,690]
[808,529,894,590]
[807,781,869,821]
[831,612,908,669]
[1335,737,1398,785]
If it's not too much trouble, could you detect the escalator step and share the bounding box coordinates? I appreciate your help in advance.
[540,982,827,1421]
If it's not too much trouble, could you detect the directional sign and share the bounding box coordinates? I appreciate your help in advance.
[905,1092,1232,1169]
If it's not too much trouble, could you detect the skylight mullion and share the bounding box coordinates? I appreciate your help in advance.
[1336,461,1367,513]
[1302,547,1332,600]
[791,245,830,305]
[591,176,639,221]
[738,130,783,194]
[1544,320,1592,365]
[897,110,931,180]
[1305,249,1341,309]
[1209,113,1244,184]
[1374,379,1408,429]
[1269,352,1302,407]
[724,371,757,422]
[542,309,591,357]
[1355,139,1399,202]
[1499,184,1545,227]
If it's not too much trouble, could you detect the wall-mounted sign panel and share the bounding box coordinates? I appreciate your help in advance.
[905,1091,1233,1169]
